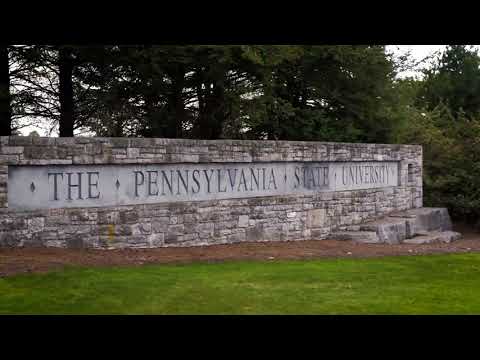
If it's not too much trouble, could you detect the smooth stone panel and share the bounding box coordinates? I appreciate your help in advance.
[8,161,399,210]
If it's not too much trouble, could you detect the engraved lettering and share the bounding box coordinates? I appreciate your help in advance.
[238,169,248,192]
[67,172,83,200]
[147,170,159,196]
[192,169,201,194]
[217,169,227,193]
[262,168,266,190]
[250,168,260,191]
[267,168,277,190]
[48,172,64,201]
[87,172,100,199]
[11,161,401,210]
[161,170,173,195]
[227,169,237,191]
[134,171,145,197]
[177,170,189,195]
[294,167,301,188]
[323,167,329,186]
[370,166,375,184]
[349,167,355,185]
[203,169,214,193]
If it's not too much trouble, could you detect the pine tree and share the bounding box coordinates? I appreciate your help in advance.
[0,45,11,135]
[418,45,480,119]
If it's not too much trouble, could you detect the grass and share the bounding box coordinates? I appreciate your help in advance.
[1,253,480,314]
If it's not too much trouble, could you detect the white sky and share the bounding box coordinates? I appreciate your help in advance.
[387,45,447,60]
[386,45,446,78]
[18,45,480,136]
[387,45,480,78]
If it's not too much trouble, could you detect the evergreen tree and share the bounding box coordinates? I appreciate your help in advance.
[0,45,11,135]
[58,46,74,137]
[418,45,480,119]
[243,45,397,142]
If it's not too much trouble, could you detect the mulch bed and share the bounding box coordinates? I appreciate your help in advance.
[1,223,479,277]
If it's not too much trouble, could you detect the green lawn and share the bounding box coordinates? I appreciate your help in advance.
[1,253,480,314]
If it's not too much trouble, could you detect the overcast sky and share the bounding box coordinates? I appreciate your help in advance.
[18,45,480,136]
[387,45,480,78]
[387,45,445,78]
[387,45,447,61]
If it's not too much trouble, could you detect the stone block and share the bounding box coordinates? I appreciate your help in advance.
[98,211,120,224]
[148,233,165,247]
[1,146,24,155]
[390,207,452,233]
[415,208,452,232]
[246,224,264,242]
[0,218,26,231]
[404,230,461,244]
[9,136,33,146]
[27,217,45,232]
[66,235,86,249]
[127,148,140,158]
[55,138,76,146]
[360,217,408,244]
[227,232,246,243]
[308,208,327,228]
[328,231,380,243]
[131,223,152,235]
[238,215,249,228]
[45,215,71,226]
[152,218,170,232]
[119,211,139,223]
[0,231,22,247]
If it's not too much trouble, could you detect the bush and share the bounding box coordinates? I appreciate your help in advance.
[394,103,480,225]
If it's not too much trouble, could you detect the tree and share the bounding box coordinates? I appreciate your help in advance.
[9,45,61,136]
[418,45,480,119]
[74,45,264,139]
[58,46,74,137]
[8,45,122,137]
[5,45,406,143]
[242,45,397,143]
[0,45,11,135]
[122,45,193,138]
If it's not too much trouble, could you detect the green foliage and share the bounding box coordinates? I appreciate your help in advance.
[242,45,398,142]
[418,45,480,119]
[9,45,400,141]
[391,46,480,224]
[394,97,480,223]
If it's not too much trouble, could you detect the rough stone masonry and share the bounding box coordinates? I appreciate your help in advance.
[0,137,422,249]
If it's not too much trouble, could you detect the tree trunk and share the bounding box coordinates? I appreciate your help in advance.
[195,76,226,139]
[113,118,124,137]
[165,65,186,138]
[145,91,164,138]
[209,82,226,139]
[58,47,74,137]
[0,46,11,136]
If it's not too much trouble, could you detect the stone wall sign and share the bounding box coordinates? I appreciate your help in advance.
[0,137,422,249]
[8,161,399,210]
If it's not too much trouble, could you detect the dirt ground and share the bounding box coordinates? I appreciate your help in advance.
[1,223,479,277]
